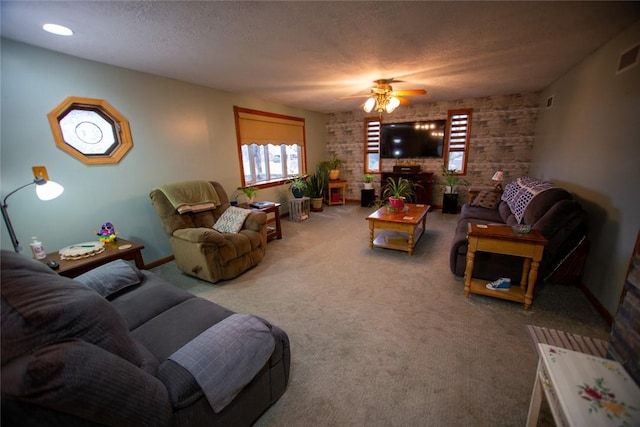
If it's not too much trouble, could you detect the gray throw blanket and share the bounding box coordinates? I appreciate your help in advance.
[168,313,275,413]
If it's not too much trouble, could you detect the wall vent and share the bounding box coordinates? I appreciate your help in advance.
[546,95,554,108]
[617,43,639,74]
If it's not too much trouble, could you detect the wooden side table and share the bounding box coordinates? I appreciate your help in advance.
[527,343,640,427]
[240,202,282,241]
[39,238,145,278]
[326,179,346,205]
[463,223,547,310]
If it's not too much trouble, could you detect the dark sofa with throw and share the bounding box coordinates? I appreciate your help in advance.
[1,250,290,426]
[450,177,588,284]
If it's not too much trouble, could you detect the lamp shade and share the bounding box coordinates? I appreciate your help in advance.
[385,97,400,113]
[35,180,64,201]
[363,97,376,113]
[2,166,64,253]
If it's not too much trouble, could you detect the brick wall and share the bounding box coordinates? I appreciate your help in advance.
[325,92,540,205]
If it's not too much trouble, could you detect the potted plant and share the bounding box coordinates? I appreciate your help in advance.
[306,166,328,211]
[289,176,308,198]
[382,177,416,212]
[236,185,259,204]
[320,154,344,180]
[442,167,468,194]
[363,174,375,190]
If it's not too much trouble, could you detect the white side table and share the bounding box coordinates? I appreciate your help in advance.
[527,343,640,427]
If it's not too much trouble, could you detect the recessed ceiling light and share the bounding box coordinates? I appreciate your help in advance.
[42,23,73,36]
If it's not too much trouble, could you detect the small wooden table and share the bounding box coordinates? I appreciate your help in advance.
[240,202,282,241]
[527,343,640,427]
[326,179,347,205]
[463,223,547,310]
[366,203,430,255]
[39,238,145,278]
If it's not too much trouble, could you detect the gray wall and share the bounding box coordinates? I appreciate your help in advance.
[0,39,327,263]
[530,20,640,316]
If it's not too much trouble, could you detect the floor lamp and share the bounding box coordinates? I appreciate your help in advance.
[1,166,64,253]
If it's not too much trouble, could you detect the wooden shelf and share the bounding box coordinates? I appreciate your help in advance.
[467,278,526,304]
[372,226,424,252]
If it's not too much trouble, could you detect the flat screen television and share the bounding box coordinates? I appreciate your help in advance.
[380,120,446,159]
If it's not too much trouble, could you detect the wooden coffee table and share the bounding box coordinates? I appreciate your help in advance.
[366,203,430,255]
[39,238,145,278]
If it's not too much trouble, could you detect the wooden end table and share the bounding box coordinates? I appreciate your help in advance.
[463,223,547,310]
[239,202,282,241]
[366,203,430,255]
[39,238,145,278]
[326,179,347,205]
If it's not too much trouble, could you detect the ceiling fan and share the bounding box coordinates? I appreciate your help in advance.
[349,78,427,114]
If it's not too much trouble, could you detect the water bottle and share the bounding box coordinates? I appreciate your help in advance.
[30,236,46,259]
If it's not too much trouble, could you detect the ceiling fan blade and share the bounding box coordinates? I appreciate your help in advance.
[393,89,427,96]
[397,97,411,105]
[340,94,371,99]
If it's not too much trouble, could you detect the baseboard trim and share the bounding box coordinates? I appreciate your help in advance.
[579,282,614,327]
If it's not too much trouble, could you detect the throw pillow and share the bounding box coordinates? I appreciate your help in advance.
[470,191,500,209]
[74,259,143,298]
[213,206,252,233]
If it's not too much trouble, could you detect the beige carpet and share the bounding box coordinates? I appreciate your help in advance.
[151,205,611,426]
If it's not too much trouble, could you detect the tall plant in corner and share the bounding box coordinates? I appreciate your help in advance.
[307,165,328,211]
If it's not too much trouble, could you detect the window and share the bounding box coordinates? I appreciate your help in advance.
[47,96,133,165]
[234,106,306,187]
[364,117,381,173]
[444,108,472,175]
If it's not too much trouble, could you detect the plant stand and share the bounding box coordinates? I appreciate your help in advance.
[442,193,458,214]
[289,197,310,222]
[361,189,375,207]
[326,180,346,206]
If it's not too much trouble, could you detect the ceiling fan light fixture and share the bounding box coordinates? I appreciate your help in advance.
[363,97,376,113]
[386,96,400,113]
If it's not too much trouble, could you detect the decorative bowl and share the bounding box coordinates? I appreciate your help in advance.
[512,224,532,234]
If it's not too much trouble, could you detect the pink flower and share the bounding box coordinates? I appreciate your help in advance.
[584,387,602,400]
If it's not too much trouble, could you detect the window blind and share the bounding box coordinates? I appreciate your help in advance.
[237,111,304,145]
[366,118,381,154]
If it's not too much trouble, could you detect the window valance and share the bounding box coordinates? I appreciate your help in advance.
[237,111,304,145]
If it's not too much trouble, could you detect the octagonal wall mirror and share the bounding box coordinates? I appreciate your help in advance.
[48,96,133,165]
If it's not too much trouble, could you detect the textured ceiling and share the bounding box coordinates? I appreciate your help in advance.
[2,1,639,113]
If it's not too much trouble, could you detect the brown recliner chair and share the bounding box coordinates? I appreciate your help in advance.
[150,181,267,283]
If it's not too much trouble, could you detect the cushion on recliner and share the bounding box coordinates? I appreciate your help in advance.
[0,251,143,368]
[1,339,172,427]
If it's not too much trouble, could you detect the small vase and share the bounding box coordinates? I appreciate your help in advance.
[329,170,340,180]
[389,196,405,211]
[364,182,373,190]
[292,188,305,198]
